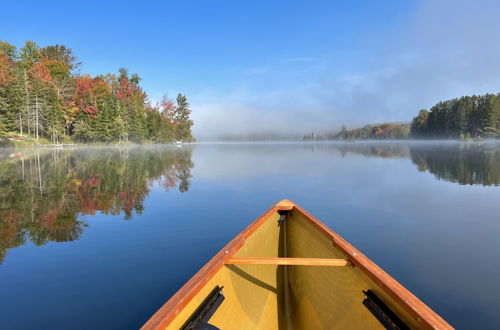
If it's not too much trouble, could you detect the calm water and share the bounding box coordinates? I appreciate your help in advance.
[0,142,499,329]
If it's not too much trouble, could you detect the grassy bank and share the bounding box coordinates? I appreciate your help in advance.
[0,131,188,148]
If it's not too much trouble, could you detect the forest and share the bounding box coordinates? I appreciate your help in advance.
[410,93,500,139]
[304,92,500,141]
[0,40,194,144]
[303,123,410,141]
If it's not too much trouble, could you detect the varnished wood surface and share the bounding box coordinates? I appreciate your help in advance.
[142,199,453,330]
[141,204,278,330]
[226,257,351,266]
[275,199,294,211]
[292,203,453,330]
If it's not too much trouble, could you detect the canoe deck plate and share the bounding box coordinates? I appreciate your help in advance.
[363,290,409,330]
[180,286,225,330]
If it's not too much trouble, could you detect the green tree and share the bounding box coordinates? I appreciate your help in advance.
[19,40,40,67]
[40,44,80,72]
[0,40,193,143]
[175,93,194,141]
[411,109,430,137]
[0,41,17,59]
[338,125,347,141]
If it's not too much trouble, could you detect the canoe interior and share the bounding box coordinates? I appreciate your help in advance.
[144,201,451,330]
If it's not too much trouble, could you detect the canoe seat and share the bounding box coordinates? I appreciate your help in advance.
[225,257,351,266]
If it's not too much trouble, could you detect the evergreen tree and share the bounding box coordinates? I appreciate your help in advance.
[338,125,347,141]
[411,109,430,137]
[0,40,190,143]
[175,93,194,141]
[410,94,499,139]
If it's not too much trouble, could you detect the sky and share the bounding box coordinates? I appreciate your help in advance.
[2,0,500,140]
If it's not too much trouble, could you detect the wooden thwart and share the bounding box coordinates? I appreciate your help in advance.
[226,257,351,267]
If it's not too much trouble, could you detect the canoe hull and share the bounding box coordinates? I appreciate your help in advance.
[142,200,452,330]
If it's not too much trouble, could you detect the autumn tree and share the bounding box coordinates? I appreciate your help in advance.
[39,44,80,72]
[0,51,16,132]
[0,40,194,143]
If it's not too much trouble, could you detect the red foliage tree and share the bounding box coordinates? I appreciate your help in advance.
[31,62,53,83]
[116,76,132,100]
[74,75,111,119]
[0,54,14,86]
[158,95,177,123]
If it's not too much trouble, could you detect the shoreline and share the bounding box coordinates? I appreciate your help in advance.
[1,138,499,150]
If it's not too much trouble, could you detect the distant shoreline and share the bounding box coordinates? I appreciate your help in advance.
[2,136,499,149]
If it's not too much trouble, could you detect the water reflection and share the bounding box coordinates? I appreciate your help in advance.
[1,142,499,265]
[0,146,194,264]
[304,142,500,186]
[0,142,499,329]
[409,143,500,186]
[334,143,410,158]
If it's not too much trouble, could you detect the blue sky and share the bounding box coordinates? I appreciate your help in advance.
[2,0,500,139]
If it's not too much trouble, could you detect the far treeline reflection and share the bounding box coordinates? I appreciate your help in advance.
[0,146,194,264]
[311,142,500,186]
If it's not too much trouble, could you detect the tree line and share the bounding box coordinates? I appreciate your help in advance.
[410,93,500,139]
[303,123,410,141]
[303,92,500,141]
[0,40,194,144]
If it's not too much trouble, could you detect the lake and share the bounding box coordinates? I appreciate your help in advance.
[0,142,499,329]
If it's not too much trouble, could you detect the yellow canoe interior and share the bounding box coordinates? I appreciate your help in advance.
[143,200,452,330]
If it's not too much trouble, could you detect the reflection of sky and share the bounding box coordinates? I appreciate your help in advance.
[0,143,499,329]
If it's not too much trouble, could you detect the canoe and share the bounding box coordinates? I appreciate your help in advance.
[143,200,452,330]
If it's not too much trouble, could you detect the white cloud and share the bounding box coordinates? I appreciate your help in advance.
[190,0,500,140]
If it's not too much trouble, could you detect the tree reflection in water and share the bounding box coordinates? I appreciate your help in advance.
[302,141,500,186]
[0,146,194,264]
[410,143,500,186]
[1,142,499,265]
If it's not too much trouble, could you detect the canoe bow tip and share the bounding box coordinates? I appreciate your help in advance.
[276,199,295,211]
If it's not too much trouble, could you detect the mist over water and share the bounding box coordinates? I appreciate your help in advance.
[190,0,500,140]
[0,142,499,329]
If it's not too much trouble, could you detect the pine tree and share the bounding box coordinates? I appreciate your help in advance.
[490,94,500,137]
[481,94,497,138]
[410,110,430,137]
[175,93,194,142]
[0,40,189,143]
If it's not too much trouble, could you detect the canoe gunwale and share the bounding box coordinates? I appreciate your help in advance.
[292,204,452,330]
[141,204,277,330]
[141,200,453,330]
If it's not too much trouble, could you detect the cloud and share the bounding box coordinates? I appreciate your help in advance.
[190,0,500,140]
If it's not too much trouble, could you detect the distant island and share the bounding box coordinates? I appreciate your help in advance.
[304,92,500,141]
[0,40,194,147]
